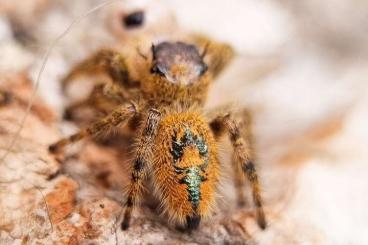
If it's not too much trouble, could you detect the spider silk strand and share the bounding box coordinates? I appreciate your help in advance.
[0,0,123,164]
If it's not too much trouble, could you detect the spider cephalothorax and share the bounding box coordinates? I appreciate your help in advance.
[142,41,211,106]
[151,41,208,85]
[50,36,267,231]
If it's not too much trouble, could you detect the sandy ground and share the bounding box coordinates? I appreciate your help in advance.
[0,0,368,244]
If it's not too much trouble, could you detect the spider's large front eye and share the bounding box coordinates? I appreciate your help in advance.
[150,65,166,77]
[123,11,145,28]
[198,63,208,76]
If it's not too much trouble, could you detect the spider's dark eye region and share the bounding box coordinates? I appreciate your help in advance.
[150,65,166,77]
[151,42,208,85]
[199,63,208,76]
[123,11,144,28]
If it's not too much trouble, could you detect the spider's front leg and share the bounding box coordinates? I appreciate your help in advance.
[63,82,129,121]
[210,111,267,229]
[62,48,138,121]
[49,102,137,153]
[62,48,136,90]
[190,34,235,78]
[121,108,161,230]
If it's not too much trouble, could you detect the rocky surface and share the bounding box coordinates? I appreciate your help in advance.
[0,0,367,244]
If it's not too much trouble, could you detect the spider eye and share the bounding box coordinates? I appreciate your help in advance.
[150,65,166,77]
[123,11,144,28]
[199,63,208,76]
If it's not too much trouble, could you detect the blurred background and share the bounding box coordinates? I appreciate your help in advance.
[0,0,367,244]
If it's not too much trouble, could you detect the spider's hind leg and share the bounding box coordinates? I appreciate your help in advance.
[234,109,255,207]
[121,108,161,230]
[210,109,266,229]
[210,109,253,207]
[232,153,248,207]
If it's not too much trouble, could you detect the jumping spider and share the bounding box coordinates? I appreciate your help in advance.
[49,36,267,231]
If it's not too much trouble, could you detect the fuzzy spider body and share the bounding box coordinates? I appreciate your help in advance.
[50,37,267,231]
[153,111,219,228]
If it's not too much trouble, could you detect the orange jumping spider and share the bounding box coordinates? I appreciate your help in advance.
[49,36,267,231]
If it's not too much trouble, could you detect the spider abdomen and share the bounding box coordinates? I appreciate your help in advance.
[152,112,220,228]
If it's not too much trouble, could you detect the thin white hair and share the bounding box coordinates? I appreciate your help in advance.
[0,0,123,164]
